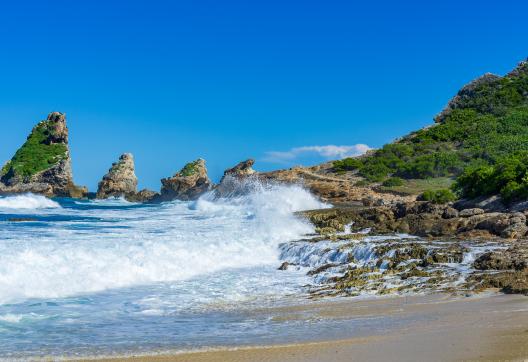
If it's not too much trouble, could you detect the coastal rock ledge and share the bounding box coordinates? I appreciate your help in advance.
[158,158,212,201]
[0,112,87,197]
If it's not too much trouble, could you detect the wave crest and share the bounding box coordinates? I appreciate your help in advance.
[0,194,61,209]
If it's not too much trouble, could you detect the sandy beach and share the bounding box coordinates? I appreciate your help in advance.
[77,293,528,362]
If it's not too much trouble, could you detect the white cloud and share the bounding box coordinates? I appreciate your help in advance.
[262,144,371,164]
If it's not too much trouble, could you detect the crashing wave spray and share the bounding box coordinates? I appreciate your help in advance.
[0,193,61,209]
[0,179,327,304]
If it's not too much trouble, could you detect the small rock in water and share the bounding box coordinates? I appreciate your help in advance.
[278,262,290,270]
[7,217,38,222]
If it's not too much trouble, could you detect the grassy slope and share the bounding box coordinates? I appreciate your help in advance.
[0,121,67,181]
[331,59,528,199]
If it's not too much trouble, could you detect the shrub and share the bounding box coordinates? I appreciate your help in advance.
[453,151,528,202]
[333,158,363,173]
[419,189,457,204]
[179,160,201,177]
[354,180,369,186]
[359,160,391,182]
[382,177,404,187]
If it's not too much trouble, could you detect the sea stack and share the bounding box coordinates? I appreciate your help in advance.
[159,158,212,201]
[96,153,138,199]
[0,112,87,197]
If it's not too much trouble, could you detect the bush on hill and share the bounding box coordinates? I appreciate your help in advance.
[418,189,457,204]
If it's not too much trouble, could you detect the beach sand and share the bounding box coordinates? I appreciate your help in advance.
[79,293,528,362]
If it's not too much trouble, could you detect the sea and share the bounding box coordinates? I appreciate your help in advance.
[0,182,338,359]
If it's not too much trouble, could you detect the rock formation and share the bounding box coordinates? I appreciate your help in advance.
[158,158,212,201]
[303,201,528,239]
[126,189,160,203]
[215,159,257,197]
[221,159,256,181]
[96,153,138,199]
[0,112,87,197]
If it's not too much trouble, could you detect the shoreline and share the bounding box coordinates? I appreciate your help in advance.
[72,293,528,362]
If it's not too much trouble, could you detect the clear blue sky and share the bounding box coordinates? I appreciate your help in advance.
[0,0,527,190]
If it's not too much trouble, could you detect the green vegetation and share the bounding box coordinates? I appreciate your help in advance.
[332,60,528,201]
[333,157,363,174]
[0,121,67,181]
[419,189,457,204]
[379,177,454,195]
[454,151,528,202]
[179,160,201,177]
[382,177,404,187]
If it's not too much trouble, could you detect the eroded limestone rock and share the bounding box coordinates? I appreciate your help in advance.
[159,159,212,201]
[96,153,138,199]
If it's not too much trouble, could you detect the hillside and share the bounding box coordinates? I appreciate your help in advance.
[329,58,528,202]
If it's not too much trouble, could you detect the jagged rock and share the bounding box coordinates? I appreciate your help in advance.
[507,58,528,78]
[278,262,290,270]
[159,159,212,201]
[474,246,528,271]
[471,271,528,295]
[459,208,485,217]
[500,223,528,239]
[454,195,505,212]
[434,73,502,123]
[215,159,257,197]
[469,242,528,295]
[221,159,256,180]
[126,189,159,203]
[96,153,138,199]
[442,207,459,219]
[0,112,87,197]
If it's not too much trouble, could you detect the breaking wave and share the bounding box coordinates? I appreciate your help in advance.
[0,180,327,304]
[0,193,61,209]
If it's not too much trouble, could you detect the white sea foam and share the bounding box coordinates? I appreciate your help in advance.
[0,180,327,304]
[0,193,61,209]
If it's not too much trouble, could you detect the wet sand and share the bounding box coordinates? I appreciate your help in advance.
[79,293,528,362]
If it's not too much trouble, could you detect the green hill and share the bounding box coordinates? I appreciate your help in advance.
[333,59,528,202]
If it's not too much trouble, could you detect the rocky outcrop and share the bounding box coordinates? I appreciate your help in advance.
[434,73,502,123]
[260,162,414,204]
[0,112,87,197]
[303,201,528,239]
[469,242,528,296]
[158,159,212,201]
[300,203,528,297]
[474,245,528,271]
[221,159,256,180]
[215,159,257,197]
[507,58,528,78]
[126,189,160,203]
[96,153,138,199]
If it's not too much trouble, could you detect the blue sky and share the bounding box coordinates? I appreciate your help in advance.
[0,0,527,190]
